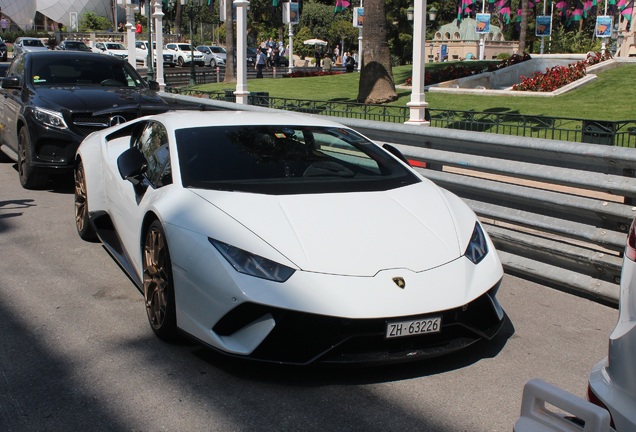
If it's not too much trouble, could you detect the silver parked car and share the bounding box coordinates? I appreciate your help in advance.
[196,45,226,67]
[12,37,49,56]
[587,215,636,430]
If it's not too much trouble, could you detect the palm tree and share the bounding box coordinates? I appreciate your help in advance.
[518,0,528,53]
[356,0,397,104]
[224,0,236,83]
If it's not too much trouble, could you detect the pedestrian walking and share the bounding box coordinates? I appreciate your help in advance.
[135,21,142,34]
[255,47,267,78]
[1,16,7,34]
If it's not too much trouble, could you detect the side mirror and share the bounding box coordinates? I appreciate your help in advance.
[117,147,147,186]
[147,80,160,91]
[382,143,411,166]
[1,76,21,89]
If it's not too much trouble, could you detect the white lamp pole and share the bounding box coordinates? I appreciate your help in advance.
[153,0,165,90]
[288,21,294,74]
[234,0,250,104]
[405,0,429,126]
[125,1,136,68]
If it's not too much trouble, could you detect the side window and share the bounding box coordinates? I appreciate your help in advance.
[134,121,172,188]
[313,131,381,173]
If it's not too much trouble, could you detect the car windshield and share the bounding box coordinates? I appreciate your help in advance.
[31,57,144,87]
[176,125,419,194]
[64,41,90,50]
[106,43,126,50]
[24,39,45,47]
[177,44,193,51]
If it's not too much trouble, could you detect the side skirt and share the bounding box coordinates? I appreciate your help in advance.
[91,211,143,291]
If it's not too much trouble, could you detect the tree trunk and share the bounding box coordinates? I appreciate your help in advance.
[356,0,397,104]
[175,2,182,39]
[224,0,236,83]
[518,0,528,54]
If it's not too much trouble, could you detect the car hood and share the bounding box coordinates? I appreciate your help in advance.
[191,183,464,276]
[24,47,49,52]
[34,86,163,112]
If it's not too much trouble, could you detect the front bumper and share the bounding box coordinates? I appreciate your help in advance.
[24,116,85,172]
[25,109,152,172]
[210,280,504,365]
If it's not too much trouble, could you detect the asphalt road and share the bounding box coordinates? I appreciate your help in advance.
[0,160,618,432]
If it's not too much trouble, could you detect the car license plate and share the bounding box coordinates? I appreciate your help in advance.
[386,316,441,339]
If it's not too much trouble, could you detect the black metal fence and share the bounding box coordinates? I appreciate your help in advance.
[168,86,636,148]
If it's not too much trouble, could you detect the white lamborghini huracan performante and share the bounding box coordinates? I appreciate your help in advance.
[74,110,505,365]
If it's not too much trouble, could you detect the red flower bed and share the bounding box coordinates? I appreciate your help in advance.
[512,62,587,92]
[512,51,611,92]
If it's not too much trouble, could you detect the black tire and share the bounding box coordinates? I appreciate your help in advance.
[209,59,216,68]
[143,220,178,341]
[17,127,47,189]
[74,161,98,242]
[177,56,184,67]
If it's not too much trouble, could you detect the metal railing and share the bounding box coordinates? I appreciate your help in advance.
[167,87,636,147]
[161,92,636,305]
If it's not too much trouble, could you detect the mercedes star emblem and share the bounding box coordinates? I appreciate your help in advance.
[109,115,127,127]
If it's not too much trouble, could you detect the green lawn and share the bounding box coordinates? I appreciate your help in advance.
[192,62,636,121]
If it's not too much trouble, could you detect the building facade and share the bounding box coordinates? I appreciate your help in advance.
[428,17,519,63]
[0,0,114,32]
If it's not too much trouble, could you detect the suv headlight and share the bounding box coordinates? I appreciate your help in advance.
[209,238,295,282]
[33,107,67,130]
[464,222,489,264]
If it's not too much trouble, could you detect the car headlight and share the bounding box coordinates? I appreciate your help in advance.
[33,107,68,130]
[464,222,489,264]
[209,238,295,282]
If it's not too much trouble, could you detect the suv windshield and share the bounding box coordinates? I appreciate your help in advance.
[31,57,144,87]
[177,125,419,194]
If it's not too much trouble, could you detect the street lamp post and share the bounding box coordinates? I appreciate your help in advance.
[146,1,155,80]
[154,0,166,90]
[288,20,294,74]
[125,2,136,68]
[405,1,429,126]
[234,0,250,104]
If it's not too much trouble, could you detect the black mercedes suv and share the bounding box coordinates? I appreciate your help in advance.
[0,51,168,189]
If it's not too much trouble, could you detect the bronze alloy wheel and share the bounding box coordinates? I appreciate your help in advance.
[74,162,97,241]
[143,221,177,340]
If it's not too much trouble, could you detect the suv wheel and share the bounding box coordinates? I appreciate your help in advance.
[177,56,184,67]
